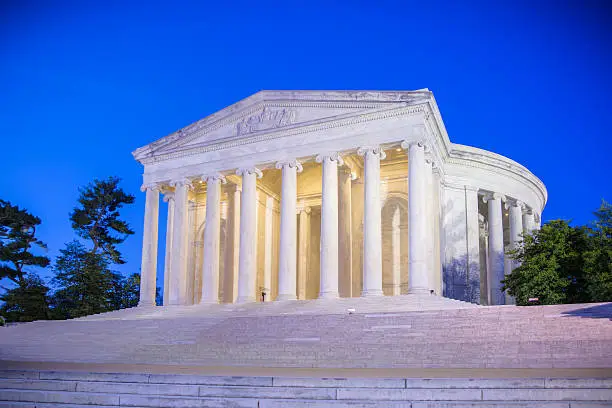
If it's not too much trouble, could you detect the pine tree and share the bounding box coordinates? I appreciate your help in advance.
[0,274,53,322]
[70,176,135,263]
[0,200,50,285]
[52,177,136,318]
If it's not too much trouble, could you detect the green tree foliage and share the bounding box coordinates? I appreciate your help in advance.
[109,273,140,310]
[70,177,135,264]
[0,200,50,285]
[52,177,138,318]
[583,200,612,301]
[52,241,119,319]
[503,221,589,305]
[0,274,53,322]
[503,200,612,306]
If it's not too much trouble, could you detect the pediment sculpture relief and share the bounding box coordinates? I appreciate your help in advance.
[236,107,297,136]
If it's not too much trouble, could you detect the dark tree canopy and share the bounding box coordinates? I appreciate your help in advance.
[70,177,135,264]
[582,200,612,302]
[0,200,50,285]
[503,200,612,306]
[52,240,118,319]
[0,274,52,322]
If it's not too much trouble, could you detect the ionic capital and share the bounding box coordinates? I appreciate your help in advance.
[400,140,429,152]
[481,192,506,204]
[236,167,263,178]
[140,183,162,193]
[297,205,312,215]
[521,203,533,215]
[201,174,227,184]
[169,179,194,191]
[504,198,524,210]
[316,152,344,166]
[357,146,386,160]
[162,191,175,203]
[275,159,303,173]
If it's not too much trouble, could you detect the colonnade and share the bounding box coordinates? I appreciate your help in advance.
[139,142,541,307]
[138,141,433,306]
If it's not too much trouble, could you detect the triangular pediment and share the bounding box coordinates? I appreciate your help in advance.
[133,90,431,162]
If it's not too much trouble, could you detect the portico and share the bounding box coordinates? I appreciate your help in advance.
[134,90,547,307]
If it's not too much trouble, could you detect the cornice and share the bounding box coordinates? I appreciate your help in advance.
[447,143,547,210]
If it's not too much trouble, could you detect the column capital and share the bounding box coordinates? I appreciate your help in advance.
[481,192,506,204]
[275,159,303,173]
[169,179,194,190]
[357,146,386,160]
[296,205,312,215]
[400,139,429,152]
[236,167,263,178]
[201,174,227,184]
[162,191,175,202]
[140,183,163,193]
[316,152,344,166]
[504,198,524,210]
[521,203,533,215]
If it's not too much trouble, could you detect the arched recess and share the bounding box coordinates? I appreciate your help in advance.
[381,193,409,296]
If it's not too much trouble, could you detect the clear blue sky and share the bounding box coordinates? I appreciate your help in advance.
[1,0,610,286]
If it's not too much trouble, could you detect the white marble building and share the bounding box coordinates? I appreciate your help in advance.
[133,90,546,307]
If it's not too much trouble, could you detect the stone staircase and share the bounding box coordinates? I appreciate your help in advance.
[1,298,611,369]
[1,369,611,407]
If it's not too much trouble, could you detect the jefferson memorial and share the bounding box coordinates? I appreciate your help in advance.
[132,90,547,308]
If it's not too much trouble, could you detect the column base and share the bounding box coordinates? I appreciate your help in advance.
[361,289,384,297]
[137,301,156,307]
[199,299,219,305]
[276,294,297,301]
[318,291,339,299]
[408,287,431,295]
[236,296,256,304]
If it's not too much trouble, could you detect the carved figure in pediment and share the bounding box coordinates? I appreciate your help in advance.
[236,107,297,136]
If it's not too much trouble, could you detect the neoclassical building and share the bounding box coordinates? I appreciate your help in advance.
[133,90,546,307]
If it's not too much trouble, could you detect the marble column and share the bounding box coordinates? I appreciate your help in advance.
[535,213,542,230]
[338,167,353,298]
[402,141,429,294]
[263,195,274,301]
[465,186,481,303]
[508,199,524,252]
[483,192,505,305]
[236,167,262,303]
[358,146,386,297]
[297,207,311,300]
[316,152,343,299]
[391,206,401,296]
[506,199,524,305]
[162,192,175,306]
[223,184,241,303]
[424,159,436,293]
[200,175,225,304]
[169,179,193,305]
[522,207,536,234]
[276,160,302,301]
[138,184,160,307]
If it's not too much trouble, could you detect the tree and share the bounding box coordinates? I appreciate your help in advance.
[110,272,140,310]
[52,241,118,319]
[70,177,135,264]
[583,200,612,302]
[0,274,53,322]
[52,177,136,318]
[0,200,50,285]
[502,220,590,305]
